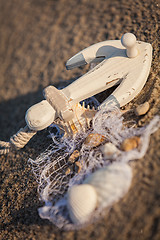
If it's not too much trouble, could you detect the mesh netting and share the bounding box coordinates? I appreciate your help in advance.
[29,100,160,230]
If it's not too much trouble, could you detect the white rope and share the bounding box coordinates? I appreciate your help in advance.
[0,141,10,155]
[0,126,37,155]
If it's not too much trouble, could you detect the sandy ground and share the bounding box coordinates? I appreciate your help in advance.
[0,0,160,239]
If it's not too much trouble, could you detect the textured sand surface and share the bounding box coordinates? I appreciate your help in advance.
[0,0,160,239]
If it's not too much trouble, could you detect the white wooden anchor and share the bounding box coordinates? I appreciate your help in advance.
[0,33,152,154]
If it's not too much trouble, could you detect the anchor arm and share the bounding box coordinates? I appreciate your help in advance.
[99,42,152,109]
[66,40,124,70]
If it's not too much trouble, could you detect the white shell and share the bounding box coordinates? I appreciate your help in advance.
[67,184,97,225]
[84,163,132,209]
[100,142,120,157]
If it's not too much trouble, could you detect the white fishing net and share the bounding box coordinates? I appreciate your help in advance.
[29,98,160,230]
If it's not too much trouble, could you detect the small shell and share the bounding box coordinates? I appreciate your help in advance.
[135,102,149,116]
[68,150,80,164]
[84,163,132,209]
[121,136,140,151]
[75,161,82,173]
[55,103,97,137]
[84,133,106,148]
[100,142,120,157]
[67,184,97,224]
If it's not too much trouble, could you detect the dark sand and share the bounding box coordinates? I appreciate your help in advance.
[0,0,160,239]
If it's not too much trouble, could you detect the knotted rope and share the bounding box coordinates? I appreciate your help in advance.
[0,126,37,155]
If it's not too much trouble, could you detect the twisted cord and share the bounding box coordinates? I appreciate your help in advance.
[0,141,10,155]
[0,126,37,155]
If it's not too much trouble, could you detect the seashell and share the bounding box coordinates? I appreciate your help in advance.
[84,133,106,148]
[135,102,149,116]
[67,184,98,224]
[55,103,97,137]
[84,163,132,209]
[68,150,80,164]
[121,136,140,151]
[100,142,120,157]
[74,161,82,173]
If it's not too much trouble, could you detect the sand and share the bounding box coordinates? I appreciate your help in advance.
[0,0,160,239]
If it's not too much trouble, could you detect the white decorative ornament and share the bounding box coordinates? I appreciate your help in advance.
[0,31,159,232]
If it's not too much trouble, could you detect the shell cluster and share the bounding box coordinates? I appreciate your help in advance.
[55,103,97,137]
[67,162,132,225]
[33,109,160,230]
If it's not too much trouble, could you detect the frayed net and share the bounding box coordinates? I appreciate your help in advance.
[29,99,160,230]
